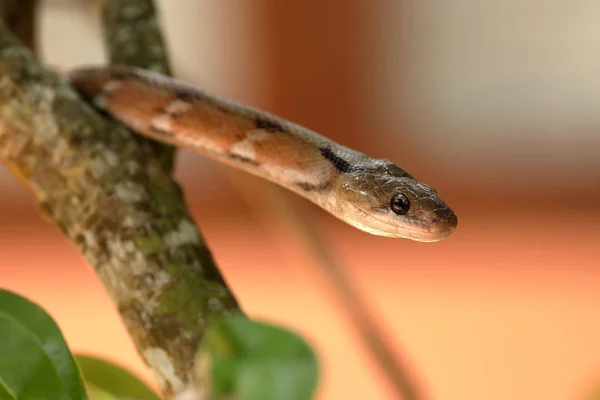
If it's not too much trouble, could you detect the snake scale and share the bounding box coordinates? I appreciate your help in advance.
[67,65,457,242]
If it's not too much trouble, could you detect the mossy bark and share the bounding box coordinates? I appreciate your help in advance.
[0,0,241,396]
[102,0,176,171]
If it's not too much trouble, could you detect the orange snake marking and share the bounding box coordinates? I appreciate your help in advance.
[67,65,458,242]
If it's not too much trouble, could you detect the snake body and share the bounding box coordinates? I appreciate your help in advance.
[67,65,457,242]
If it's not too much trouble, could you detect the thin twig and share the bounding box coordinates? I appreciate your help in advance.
[228,172,425,400]
[270,187,425,400]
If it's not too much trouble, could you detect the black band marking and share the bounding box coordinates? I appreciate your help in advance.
[173,89,198,103]
[255,118,285,132]
[296,180,331,192]
[320,147,361,173]
[228,152,260,166]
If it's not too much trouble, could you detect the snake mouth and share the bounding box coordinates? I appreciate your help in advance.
[349,205,458,241]
[406,209,458,242]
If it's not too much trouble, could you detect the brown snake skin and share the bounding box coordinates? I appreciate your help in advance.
[68,65,457,242]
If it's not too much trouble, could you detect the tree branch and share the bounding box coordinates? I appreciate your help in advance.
[0,2,241,396]
[101,0,175,171]
[0,0,38,54]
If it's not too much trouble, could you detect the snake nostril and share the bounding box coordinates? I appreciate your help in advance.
[427,209,458,230]
[445,212,458,230]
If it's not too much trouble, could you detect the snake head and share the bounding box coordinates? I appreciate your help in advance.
[331,160,457,242]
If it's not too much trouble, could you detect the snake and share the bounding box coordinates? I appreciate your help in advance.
[66,65,457,242]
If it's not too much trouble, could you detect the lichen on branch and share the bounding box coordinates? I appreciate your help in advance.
[0,2,241,396]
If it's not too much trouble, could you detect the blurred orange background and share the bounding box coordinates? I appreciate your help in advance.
[1,1,600,399]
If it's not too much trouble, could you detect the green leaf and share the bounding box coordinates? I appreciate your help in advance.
[201,314,319,400]
[237,359,317,400]
[0,378,15,400]
[83,384,120,400]
[0,289,88,400]
[74,354,160,400]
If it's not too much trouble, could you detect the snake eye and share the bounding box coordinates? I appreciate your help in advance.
[390,194,410,215]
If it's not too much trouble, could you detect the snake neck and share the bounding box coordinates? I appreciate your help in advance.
[68,65,367,208]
